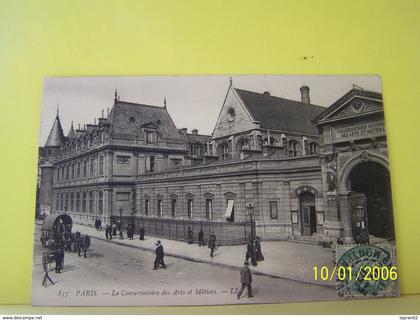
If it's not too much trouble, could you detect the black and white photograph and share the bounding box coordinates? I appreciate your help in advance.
[32,75,398,306]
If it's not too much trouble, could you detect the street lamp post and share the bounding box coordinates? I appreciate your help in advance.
[246,202,254,241]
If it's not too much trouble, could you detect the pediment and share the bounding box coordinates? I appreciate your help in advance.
[331,98,382,119]
[315,90,383,125]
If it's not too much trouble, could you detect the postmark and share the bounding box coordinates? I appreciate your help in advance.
[335,244,399,299]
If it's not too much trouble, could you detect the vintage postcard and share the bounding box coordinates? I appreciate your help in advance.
[32,75,398,306]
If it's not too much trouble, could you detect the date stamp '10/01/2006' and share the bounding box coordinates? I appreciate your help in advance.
[313,265,398,282]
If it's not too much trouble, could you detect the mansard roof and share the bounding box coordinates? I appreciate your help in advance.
[108,100,182,139]
[45,114,65,147]
[235,88,325,136]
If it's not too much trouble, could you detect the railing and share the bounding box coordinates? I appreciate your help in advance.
[110,215,255,246]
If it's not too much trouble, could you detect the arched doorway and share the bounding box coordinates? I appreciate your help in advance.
[300,192,317,236]
[347,161,394,240]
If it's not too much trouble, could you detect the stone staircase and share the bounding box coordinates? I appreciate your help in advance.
[288,235,321,246]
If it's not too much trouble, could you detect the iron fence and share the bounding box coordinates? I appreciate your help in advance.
[110,215,255,245]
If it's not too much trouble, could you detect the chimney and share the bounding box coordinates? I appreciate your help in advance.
[263,91,270,96]
[300,86,310,104]
[191,129,198,135]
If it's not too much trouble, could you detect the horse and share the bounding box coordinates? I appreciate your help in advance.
[77,234,91,258]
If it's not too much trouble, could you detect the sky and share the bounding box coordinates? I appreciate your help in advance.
[39,75,381,146]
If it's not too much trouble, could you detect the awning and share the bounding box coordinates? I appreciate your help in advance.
[224,199,234,219]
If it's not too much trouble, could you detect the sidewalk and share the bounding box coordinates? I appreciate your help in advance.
[71,223,335,287]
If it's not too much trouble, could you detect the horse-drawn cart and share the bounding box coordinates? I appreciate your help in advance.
[40,213,91,256]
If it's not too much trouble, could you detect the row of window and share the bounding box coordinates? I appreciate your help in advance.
[142,198,279,220]
[56,156,104,182]
[55,190,104,214]
[217,135,318,160]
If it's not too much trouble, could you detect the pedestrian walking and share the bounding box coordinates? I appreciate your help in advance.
[255,236,264,262]
[98,219,102,231]
[245,240,257,266]
[208,232,216,257]
[112,223,117,236]
[187,227,194,244]
[237,261,253,299]
[105,224,109,239]
[198,229,204,246]
[153,240,166,270]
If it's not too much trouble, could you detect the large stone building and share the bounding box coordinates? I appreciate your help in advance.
[38,82,394,245]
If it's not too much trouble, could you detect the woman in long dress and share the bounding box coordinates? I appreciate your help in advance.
[255,236,264,261]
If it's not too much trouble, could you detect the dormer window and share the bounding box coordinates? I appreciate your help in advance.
[146,131,153,144]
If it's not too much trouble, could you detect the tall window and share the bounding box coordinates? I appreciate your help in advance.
[288,140,298,157]
[82,192,87,212]
[66,166,69,180]
[76,192,80,212]
[171,199,176,217]
[304,139,309,155]
[98,191,103,215]
[187,199,193,219]
[270,201,278,219]
[220,143,229,160]
[56,169,60,182]
[55,194,59,210]
[70,192,74,211]
[77,162,81,178]
[145,199,150,215]
[145,156,155,172]
[309,142,318,155]
[99,156,104,176]
[60,193,64,211]
[65,193,69,211]
[89,159,95,177]
[61,167,65,181]
[206,199,212,219]
[146,131,153,144]
[71,163,75,179]
[83,160,88,177]
[157,199,163,217]
[89,191,94,213]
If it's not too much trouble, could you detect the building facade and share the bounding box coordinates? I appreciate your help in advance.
[38,83,394,245]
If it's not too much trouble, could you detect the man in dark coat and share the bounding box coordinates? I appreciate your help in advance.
[237,261,253,299]
[198,229,204,246]
[187,227,194,244]
[153,240,166,270]
[105,224,109,239]
[245,240,257,266]
[208,232,216,257]
[255,236,264,262]
[55,248,64,273]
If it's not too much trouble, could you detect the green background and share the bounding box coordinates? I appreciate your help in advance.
[0,0,419,314]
